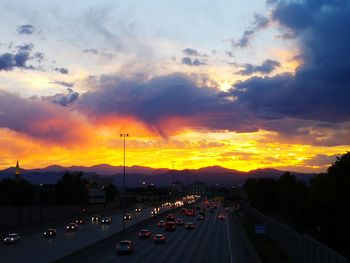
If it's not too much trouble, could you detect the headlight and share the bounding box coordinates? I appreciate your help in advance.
[10,238,14,241]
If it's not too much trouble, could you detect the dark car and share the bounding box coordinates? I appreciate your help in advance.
[166,214,175,221]
[43,228,56,238]
[66,222,78,231]
[158,220,166,227]
[135,207,142,213]
[75,218,85,225]
[139,229,151,239]
[116,240,134,255]
[176,218,184,225]
[3,233,20,244]
[153,234,166,244]
[101,217,112,224]
[218,214,226,220]
[185,209,195,216]
[197,215,204,221]
[124,213,132,220]
[165,221,176,231]
[180,208,186,214]
[91,215,100,223]
[185,222,195,230]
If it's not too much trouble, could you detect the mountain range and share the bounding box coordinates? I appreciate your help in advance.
[0,164,315,187]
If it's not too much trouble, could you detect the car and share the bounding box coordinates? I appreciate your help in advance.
[138,229,151,239]
[66,222,78,231]
[176,218,184,225]
[116,240,134,255]
[151,209,158,216]
[75,218,85,225]
[91,215,100,222]
[101,217,112,224]
[185,209,195,216]
[180,208,186,214]
[166,214,175,221]
[153,234,166,244]
[43,228,56,238]
[225,207,230,212]
[124,213,132,220]
[218,214,226,220]
[185,222,195,230]
[165,221,176,231]
[3,233,20,244]
[135,207,142,213]
[197,215,204,221]
[157,220,166,227]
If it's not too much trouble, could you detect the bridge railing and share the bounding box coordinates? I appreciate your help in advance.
[240,202,349,263]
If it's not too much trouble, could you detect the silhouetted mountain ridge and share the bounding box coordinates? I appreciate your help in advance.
[0,164,315,186]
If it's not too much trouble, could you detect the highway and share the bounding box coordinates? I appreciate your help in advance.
[62,203,256,263]
[0,205,172,263]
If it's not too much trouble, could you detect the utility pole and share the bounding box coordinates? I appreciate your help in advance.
[120,133,129,232]
[171,160,175,186]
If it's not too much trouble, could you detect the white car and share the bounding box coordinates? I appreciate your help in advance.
[3,233,20,244]
[101,217,112,224]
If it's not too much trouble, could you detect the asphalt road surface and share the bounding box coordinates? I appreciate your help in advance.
[0,206,171,263]
[64,204,255,263]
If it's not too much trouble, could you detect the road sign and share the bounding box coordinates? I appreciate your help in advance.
[255,224,267,234]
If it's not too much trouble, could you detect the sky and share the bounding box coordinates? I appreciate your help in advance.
[0,0,349,172]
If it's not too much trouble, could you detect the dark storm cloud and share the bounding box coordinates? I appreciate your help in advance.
[17,24,36,35]
[181,57,205,66]
[225,0,350,124]
[183,48,200,56]
[83,48,99,55]
[233,13,270,48]
[303,154,340,166]
[0,44,34,71]
[238,59,281,75]
[0,90,85,143]
[51,80,74,87]
[40,88,79,106]
[55,67,69,74]
[76,74,268,136]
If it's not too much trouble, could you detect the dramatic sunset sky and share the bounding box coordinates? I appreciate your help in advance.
[0,0,349,172]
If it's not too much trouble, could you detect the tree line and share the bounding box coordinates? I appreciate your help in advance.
[0,171,118,206]
[244,152,350,258]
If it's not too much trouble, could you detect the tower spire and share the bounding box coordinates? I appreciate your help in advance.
[15,160,21,181]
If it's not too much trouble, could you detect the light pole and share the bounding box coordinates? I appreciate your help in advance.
[120,133,129,232]
[171,161,175,205]
[171,161,175,186]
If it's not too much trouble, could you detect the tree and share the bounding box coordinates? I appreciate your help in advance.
[104,184,118,203]
[55,172,88,205]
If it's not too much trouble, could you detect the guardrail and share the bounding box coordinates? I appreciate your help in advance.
[240,202,349,263]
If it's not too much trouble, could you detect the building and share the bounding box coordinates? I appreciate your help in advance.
[189,181,207,196]
[15,160,21,182]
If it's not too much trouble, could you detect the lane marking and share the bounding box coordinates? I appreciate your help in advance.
[225,216,234,263]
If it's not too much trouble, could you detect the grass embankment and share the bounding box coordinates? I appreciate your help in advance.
[237,210,288,263]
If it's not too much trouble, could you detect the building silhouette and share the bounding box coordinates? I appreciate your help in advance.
[15,160,21,182]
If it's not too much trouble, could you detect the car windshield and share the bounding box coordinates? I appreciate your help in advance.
[9,234,18,237]
[120,241,131,245]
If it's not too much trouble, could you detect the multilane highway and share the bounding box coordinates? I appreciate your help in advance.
[62,204,256,263]
[0,206,172,263]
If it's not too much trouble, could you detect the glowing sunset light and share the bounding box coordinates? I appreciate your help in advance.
[0,0,349,174]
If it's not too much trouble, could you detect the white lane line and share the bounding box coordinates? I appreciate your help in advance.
[213,210,218,227]
[226,216,234,263]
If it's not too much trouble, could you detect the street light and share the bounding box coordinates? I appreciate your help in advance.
[120,133,129,232]
[171,161,175,186]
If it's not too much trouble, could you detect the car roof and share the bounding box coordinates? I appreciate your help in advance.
[120,240,132,244]
[155,234,164,236]
[9,233,18,236]
[141,229,150,232]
